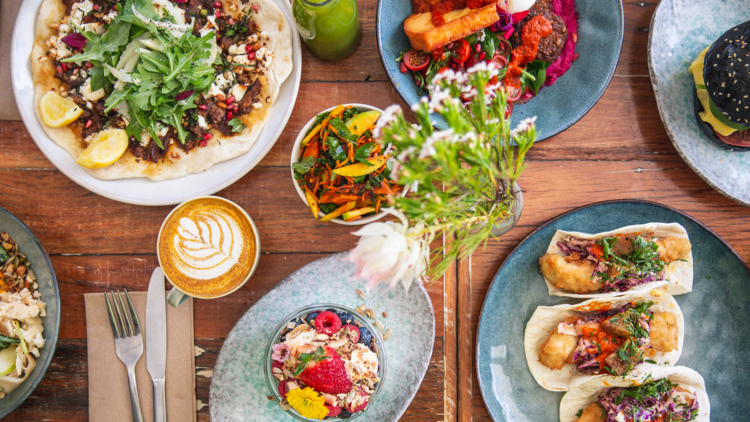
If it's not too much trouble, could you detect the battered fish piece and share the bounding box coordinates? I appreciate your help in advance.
[539,253,603,294]
[538,331,577,370]
[575,403,606,422]
[655,236,692,263]
[650,312,678,352]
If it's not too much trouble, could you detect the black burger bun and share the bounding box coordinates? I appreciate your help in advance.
[704,20,750,127]
[694,90,750,151]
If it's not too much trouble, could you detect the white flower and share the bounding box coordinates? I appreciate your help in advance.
[419,129,454,159]
[510,116,537,137]
[428,86,452,112]
[345,211,430,292]
[373,104,402,138]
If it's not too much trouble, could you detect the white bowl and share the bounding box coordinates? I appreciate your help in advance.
[290,103,389,225]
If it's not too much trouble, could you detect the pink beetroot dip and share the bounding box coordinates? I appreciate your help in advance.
[545,0,578,86]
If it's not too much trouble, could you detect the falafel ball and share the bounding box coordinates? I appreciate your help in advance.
[510,0,568,63]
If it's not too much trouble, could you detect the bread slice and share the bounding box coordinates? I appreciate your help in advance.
[404,3,500,52]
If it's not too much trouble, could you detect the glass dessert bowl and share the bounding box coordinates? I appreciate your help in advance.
[264,304,387,421]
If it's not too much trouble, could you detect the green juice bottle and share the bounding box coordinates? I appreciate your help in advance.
[292,0,361,60]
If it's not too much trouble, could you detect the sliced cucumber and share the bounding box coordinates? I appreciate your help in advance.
[0,348,16,377]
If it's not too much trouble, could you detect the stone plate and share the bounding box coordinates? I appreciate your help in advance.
[0,206,60,418]
[375,0,623,140]
[209,252,435,421]
[476,200,750,421]
[648,0,750,206]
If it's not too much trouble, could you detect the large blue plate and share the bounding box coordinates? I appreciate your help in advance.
[0,207,60,418]
[476,200,750,421]
[648,0,750,206]
[376,0,624,140]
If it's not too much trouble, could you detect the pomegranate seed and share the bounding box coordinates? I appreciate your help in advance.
[231,104,239,112]
[228,18,235,25]
[400,62,407,73]
[56,65,63,74]
[247,51,255,60]
[200,140,208,147]
[572,33,578,43]
[93,4,99,10]
[61,63,68,71]
[214,1,221,7]
[214,10,221,17]
[573,53,579,62]
[203,133,212,140]
[226,110,234,120]
[245,44,253,54]
[479,52,486,60]
[198,103,208,110]
[226,96,234,105]
[251,4,259,12]
[85,120,93,128]
[475,44,481,52]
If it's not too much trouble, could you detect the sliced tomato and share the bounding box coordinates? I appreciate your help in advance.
[437,66,450,74]
[403,50,430,71]
[488,53,508,70]
[507,86,523,102]
[449,39,470,64]
[430,48,446,62]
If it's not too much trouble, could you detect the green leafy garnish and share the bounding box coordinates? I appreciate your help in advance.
[328,119,358,143]
[325,136,348,162]
[293,157,316,174]
[354,142,377,166]
[0,334,20,350]
[0,249,8,265]
[293,346,329,377]
[520,60,550,95]
[229,118,246,133]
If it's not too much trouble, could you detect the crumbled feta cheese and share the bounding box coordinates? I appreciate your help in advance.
[157,126,169,137]
[200,15,217,37]
[80,78,105,102]
[140,131,151,147]
[261,51,273,68]
[246,33,258,44]
[252,102,262,109]
[230,84,248,101]
[255,46,267,61]
[197,115,209,129]
[80,22,105,35]
[232,54,253,65]
[55,24,73,59]
[46,36,57,48]
[259,31,269,41]
[103,9,118,23]
[69,0,94,26]
[228,43,247,55]
[207,72,234,98]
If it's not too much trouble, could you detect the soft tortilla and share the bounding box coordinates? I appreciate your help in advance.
[542,223,694,298]
[30,0,293,181]
[524,288,685,391]
[559,365,710,422]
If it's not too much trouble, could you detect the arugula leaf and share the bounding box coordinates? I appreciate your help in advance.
[520,60,550,95]
[63,21,132,63]
[293,157,316,174]
[229,118,246,133]
[354,142,377,165]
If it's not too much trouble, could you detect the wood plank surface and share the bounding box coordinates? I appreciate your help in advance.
[3,0,750,420]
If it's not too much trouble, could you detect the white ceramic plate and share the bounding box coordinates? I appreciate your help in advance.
[11,0,302,206]
[290,104,391,225]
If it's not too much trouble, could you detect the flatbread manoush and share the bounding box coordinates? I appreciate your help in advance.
[524,289,684,391]
[559,365,710,422]
[31,0,293,181]
[539,223,693,298]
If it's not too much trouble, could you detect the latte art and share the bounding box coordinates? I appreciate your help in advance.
[158,197,258,298]
[173,212,244,280]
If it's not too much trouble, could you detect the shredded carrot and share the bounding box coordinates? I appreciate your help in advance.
[375,198,381,213]
[344,215,362,222]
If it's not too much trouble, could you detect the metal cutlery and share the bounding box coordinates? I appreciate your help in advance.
[146,267,168,422]
[105,290,145,422]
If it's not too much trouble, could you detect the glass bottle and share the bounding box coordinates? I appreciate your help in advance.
[292,0,362,60]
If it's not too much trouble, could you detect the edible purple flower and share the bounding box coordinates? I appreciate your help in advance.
[272,343,290,363]
[491,6,513,32]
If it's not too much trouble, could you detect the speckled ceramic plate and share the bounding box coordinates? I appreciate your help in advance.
[375,0,623,140]
[476,200,750,421]
[648,0,750,206]
[209,252,435,421]
[0,207,60,418]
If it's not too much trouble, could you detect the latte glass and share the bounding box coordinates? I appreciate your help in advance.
[157,196,261,307]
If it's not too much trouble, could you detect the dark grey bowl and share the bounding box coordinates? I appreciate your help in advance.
[0,206,60,418]
[376,0,624,140]
[476,199,749,421]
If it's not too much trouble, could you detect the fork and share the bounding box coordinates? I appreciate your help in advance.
[105,290,145,422]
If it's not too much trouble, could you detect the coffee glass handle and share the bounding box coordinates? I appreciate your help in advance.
[166,288,190,308]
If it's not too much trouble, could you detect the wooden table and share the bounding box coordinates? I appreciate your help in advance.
[1,0,749,420]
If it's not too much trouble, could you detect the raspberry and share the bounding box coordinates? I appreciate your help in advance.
[325,404,342,417]
[277,379,293,398]
[272,360,284,370]
[314,311,341,336]
[341,324,360,343]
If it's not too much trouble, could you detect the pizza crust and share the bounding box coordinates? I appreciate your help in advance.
[31,0,293,181]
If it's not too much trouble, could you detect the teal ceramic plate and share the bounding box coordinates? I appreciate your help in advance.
[376,0,624,140]
[648,0,750,206]
[209,252,435,421]
[0,207,60,418]
[476,200,750,421]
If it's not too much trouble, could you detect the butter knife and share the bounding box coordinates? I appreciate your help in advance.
[146,267,167,422]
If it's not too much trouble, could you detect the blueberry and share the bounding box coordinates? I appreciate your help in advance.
[305,312,320,325]
[338,409,352,419]
[358,326,372,345]
[336,311,355,324]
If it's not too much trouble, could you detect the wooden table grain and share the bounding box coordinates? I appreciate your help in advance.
[1,0,749,420]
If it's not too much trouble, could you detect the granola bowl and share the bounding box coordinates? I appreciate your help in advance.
[263,303,387,421]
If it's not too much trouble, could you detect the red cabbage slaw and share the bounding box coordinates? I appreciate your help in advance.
[570,304,651,375]
[595,380,699,422]
[556,236,665,293]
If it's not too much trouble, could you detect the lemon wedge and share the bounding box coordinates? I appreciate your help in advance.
[39,91,83,127]
[76,129,129,169]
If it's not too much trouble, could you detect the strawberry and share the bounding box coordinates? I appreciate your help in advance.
[325,404,342,417]
[341,324,360,343]
[298,346,353,394]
